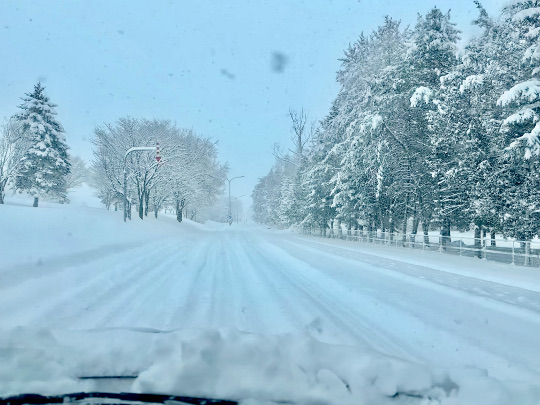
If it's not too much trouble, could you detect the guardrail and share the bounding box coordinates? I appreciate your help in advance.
[300,227,540,268]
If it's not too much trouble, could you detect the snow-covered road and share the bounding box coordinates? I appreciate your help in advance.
[1,224,539,385]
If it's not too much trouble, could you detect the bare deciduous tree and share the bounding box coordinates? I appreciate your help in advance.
[0,118,29,204]
[92,117,227,221]
[65,155,89,190]
[273,108,315,168]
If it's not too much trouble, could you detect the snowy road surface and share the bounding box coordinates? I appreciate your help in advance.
[1,223,539,386]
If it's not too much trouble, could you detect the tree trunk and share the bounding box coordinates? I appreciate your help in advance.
[138,203,144,219]
[114,202,118,211]
[524,240,531,266]
[153,196,159,219]
[410,208,419,247]
[176,198,185,223]
[422,220,430,245]
[0,182,5,204]
[127,200,132,220]
[482,228,487,247]
[402,194,409,247]
[144,189,150,217]
[441,217,451,250]
[176,198,182,222]
[33,196,39,207]
[137,192,144,220]
[474,225,482,259]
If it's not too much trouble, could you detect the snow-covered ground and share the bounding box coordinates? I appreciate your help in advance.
[1,188,539,404]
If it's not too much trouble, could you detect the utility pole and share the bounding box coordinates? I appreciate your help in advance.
[227,176,244,225]
[231,195,245,223]
[123,145,160,222]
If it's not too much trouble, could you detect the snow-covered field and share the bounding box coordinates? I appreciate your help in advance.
[1,187,539,404]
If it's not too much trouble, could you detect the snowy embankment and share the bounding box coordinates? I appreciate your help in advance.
[0,184,191,270]
[2,327,538,405]
[1,187,539,404]
[288,230,540,293]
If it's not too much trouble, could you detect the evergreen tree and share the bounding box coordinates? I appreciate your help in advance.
[15,83,70,206]
[252,3,540,254]
[410,8,460,87]
[453,2,521,245]
[498,1,540,158]
[409,7,460,245]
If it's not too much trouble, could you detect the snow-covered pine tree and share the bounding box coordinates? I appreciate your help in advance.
[15,83,70,207]
[498,1,540,158]
[454,2,522,248]
[369,17,420,242]
[409,7,460,247]
[493,1,540,262]
[252,165,285,226]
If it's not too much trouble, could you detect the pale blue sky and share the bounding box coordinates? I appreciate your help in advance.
[0,0,504,204]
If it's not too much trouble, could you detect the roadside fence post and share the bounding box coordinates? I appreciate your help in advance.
[511,241,515,265]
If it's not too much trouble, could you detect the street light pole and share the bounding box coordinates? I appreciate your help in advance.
[123,146,159,222]
[231,195,245,223]
[227,176,244,225]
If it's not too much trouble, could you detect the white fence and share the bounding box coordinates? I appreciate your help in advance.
[301,227,540,268]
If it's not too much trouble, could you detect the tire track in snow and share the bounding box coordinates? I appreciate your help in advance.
[230,233,307,333]
[39,240,183,328]
[61,237,214,329]
[166,231,309,333]
[86,243,194,329]
[0,241,180,328]
[243,234,423,362]
[264,234,540,379]
[167,238,217,328]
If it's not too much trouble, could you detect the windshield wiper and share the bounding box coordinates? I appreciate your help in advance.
[0,392,237,405]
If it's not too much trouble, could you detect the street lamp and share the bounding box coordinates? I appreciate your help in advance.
[227,176,244,225]
[231,195,245,223]
[123,145,160,222]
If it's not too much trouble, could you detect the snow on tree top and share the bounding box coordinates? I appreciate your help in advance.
[460,74,485,93]
[410,86,433,107]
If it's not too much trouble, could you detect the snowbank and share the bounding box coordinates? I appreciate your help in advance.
[0,184,191,269]
[290,232,540,293]
[1,327,538,405]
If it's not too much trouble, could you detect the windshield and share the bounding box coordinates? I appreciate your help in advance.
[1,1,539,404]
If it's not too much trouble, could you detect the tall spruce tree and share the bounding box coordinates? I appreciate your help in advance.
[409,8,460,246]
[498,1,540,158]
[15,83,70,206]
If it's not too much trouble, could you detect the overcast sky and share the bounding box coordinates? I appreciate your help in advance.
[0,0,505,206]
